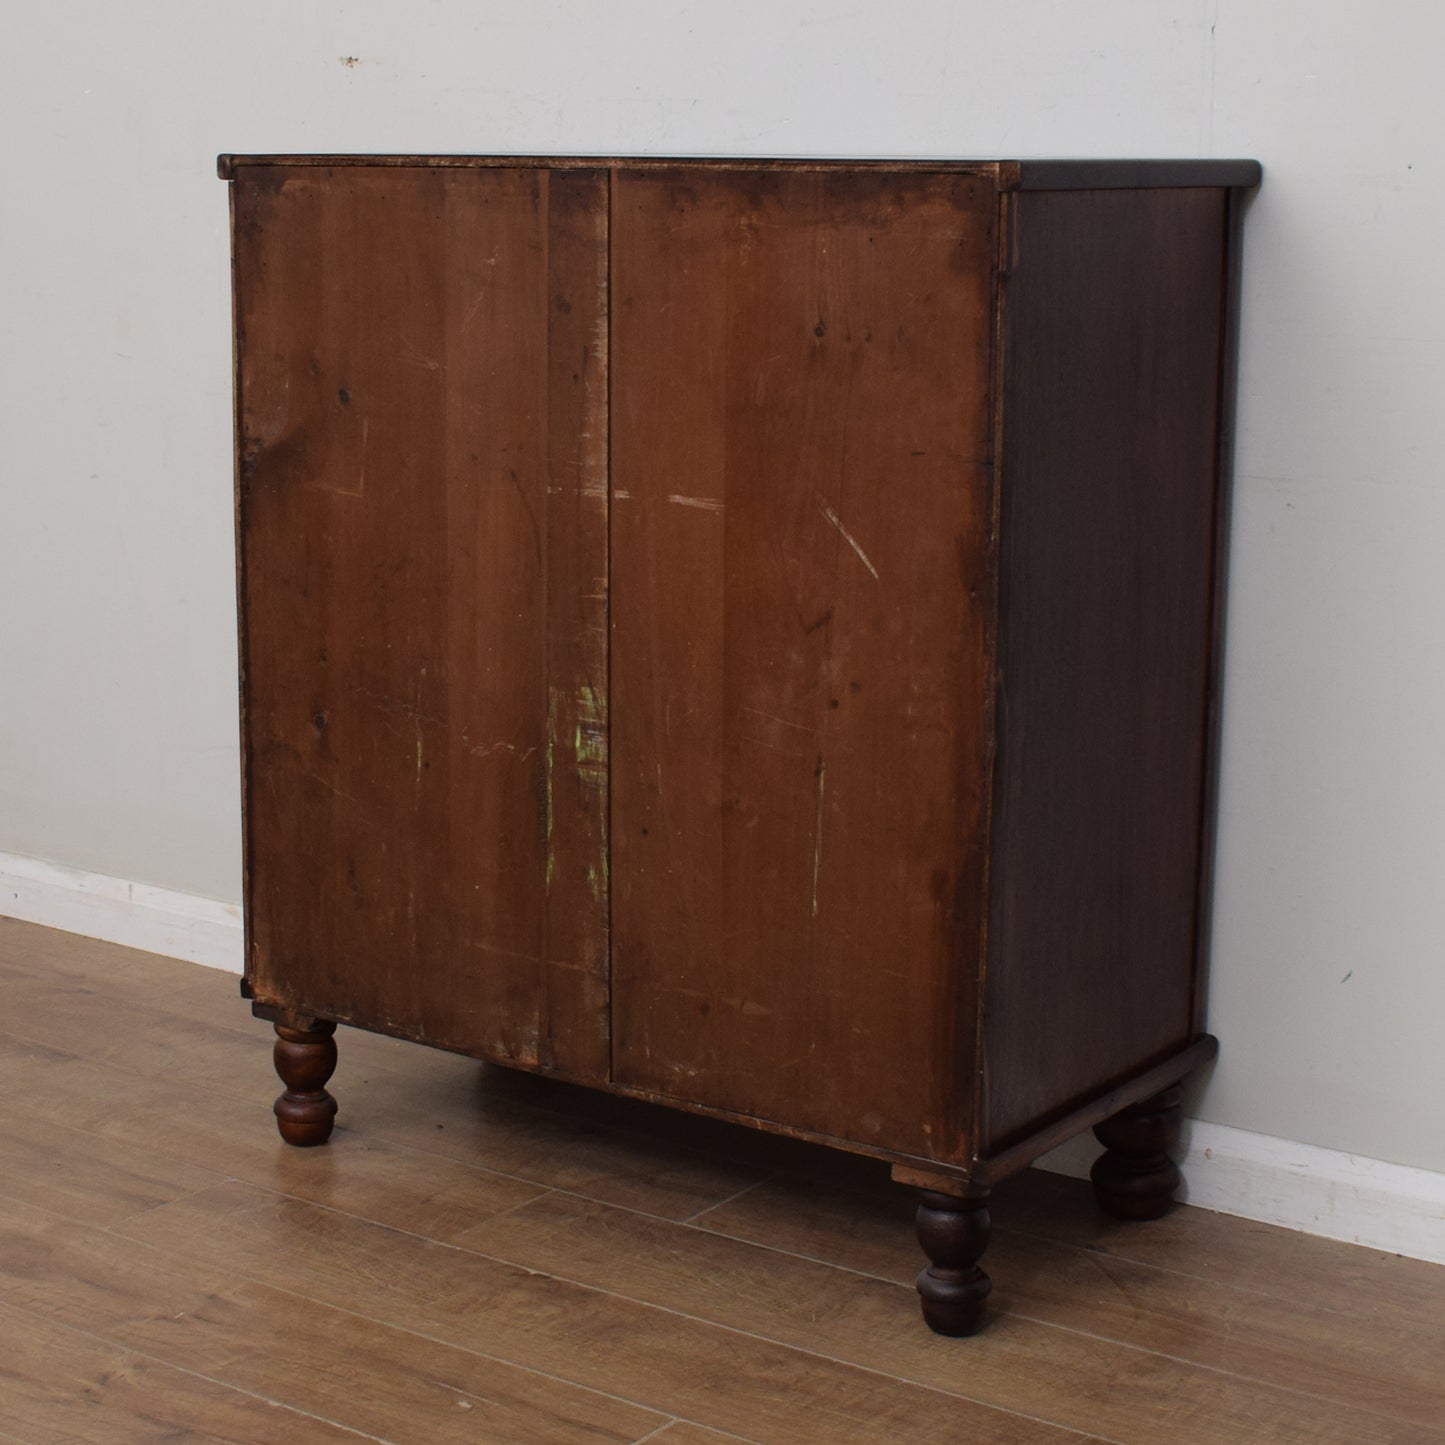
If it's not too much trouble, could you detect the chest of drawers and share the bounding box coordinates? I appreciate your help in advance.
[223,153,1257,1333]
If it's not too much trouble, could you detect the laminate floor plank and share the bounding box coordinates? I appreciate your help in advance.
[0,1019,762,1237]
[0,1105,223,1228]
[0,1196,668,1445]
[0,1033,550,1244]
[0,1298,375,1444]
[454,1188,1443,1445]
[997,1166,1445,1333]
[692,1175,1445,1430]
[0,961,770,1225]
[642,1426,764,1445]
[111,1181,1093,1444]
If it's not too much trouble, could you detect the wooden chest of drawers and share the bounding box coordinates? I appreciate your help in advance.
[223,154,1258,1333]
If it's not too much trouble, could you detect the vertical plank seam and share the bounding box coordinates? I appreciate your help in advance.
[540,169,554,1068]
[606,165,617,1088]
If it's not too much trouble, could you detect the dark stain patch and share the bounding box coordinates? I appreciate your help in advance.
[312,710,327,733]
[339,55,361,68]
[814,322,827,338]
[337,387,351,406]
[309,358,320,376]
[828,698,840,710]
[805,607,833,634]
[557,297,573,314]
[239,440,263,480]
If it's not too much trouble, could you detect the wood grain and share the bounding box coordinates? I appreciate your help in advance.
[234,163,610,1077]
[645,1427,766,1445]
[985,185,1229,1150]
[114,1182,1083,1444]
[456,1188,1442,1444]
[0,1298,364,1443]
[0,1197,665,1444]
[609,166,995,1161]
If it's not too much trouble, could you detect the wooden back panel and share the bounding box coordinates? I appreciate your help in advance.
[608,168,996,1159]
[233,164,610,1079]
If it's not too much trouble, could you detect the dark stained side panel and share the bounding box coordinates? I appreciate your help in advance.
[984,186,1228,1151]
[234,164,610,1080]
[609,168,996,1161]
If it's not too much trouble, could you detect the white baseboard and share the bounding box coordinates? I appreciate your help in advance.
[0,850,243,973]
[3,848,1442,1267]
[1036,1118,1445,1266]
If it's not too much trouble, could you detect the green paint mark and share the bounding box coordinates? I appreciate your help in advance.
[573,682,608,788]
[576,682,605,727]
[574,721,607,770]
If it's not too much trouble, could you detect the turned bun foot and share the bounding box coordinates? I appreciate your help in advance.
[1091,1084,1183,1220]
[914,1188,991,1336]
[272,1020,338,1146]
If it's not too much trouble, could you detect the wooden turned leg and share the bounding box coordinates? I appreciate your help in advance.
[272,1020,338,1146]
[1091,1084,1183,1220]
[914,1188,991,1336]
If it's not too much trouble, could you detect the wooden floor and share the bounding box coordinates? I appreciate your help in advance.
[1,919,1442,1444]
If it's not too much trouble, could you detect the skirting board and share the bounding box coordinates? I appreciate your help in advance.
[0,850,242,973]
[3,848,1442,1268]
[1035,1125,1445,1267]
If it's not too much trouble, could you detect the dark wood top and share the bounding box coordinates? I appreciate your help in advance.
[218,154,1261,189]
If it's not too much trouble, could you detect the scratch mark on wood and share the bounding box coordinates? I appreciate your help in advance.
[811,756,827,918]
[350,684,441,725]
[463,737,536,761]
[666,494,725,512]
[740,706,817,735]
[818,503,879,580]
[302,770,364,808]
[462,286,489,333]
[544,693,558,890]
[739,733,807,760]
